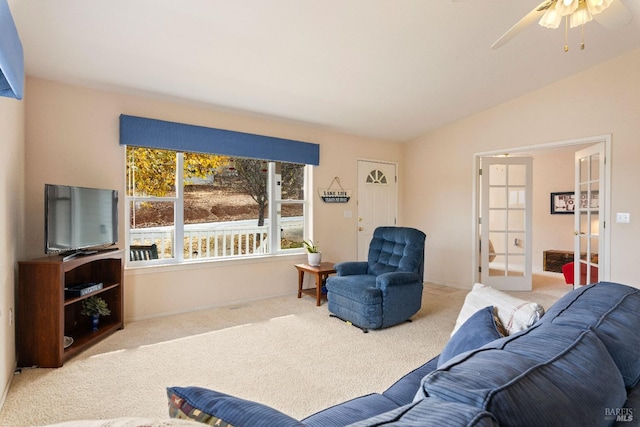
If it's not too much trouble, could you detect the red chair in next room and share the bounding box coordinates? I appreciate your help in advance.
[562,262,599,286]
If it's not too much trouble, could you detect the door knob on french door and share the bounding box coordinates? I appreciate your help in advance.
[359,227,364,231]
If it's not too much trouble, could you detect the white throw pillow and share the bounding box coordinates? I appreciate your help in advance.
[451,283,544,336]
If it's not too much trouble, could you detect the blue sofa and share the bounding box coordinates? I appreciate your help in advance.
[167,282,640,426]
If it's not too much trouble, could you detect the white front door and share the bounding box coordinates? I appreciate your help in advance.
[357,160,398,261]
[573,143,605,287]
[480,156,533,291]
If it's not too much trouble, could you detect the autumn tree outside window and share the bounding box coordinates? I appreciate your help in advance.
[126,147,308,264]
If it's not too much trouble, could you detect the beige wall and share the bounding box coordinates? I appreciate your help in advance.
[0,95,25,406]
[403,48,640,289]
[23,77,402,320]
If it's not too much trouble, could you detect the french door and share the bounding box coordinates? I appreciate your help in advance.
[480,156,533,291]
[573,143,604,287]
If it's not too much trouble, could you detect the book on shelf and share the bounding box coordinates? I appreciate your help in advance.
[64,282,103,297]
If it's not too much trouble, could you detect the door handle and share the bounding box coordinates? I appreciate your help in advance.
[359,227,364,231]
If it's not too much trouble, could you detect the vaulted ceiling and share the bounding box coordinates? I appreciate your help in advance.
[9,0,640,142]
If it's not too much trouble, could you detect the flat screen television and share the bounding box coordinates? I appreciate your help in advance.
[45,184,118,256]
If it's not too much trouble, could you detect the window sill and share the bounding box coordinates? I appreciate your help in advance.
[125,251,307,275]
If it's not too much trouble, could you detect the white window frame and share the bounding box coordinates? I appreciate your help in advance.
[126,149,311,266]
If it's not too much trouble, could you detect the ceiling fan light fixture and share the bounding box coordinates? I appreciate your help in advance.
[555,0,579,16]
[585,0,613,15]
[570,1,593,27]
[493,0,627,51]
[540,7,563,29]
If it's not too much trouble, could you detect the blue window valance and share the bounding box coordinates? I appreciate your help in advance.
[0,0,24,100]
[119,114,320,166]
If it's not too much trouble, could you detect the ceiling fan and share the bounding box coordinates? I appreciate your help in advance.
[490,0,633,51]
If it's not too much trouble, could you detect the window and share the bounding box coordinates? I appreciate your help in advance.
[126,146,308,264]
[366,169,388,184]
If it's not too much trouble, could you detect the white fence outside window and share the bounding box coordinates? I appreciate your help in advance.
[129,217,302,260]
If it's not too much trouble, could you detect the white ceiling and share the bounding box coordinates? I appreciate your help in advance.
[8,0,640,142]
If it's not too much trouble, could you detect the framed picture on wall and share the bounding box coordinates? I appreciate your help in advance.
[550,192,575,214]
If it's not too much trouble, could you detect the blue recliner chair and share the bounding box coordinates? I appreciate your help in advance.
[326,226,426,332]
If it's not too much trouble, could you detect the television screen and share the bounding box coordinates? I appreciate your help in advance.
[45,184,118,254]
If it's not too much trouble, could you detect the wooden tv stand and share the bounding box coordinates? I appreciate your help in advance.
[17,249,124,368]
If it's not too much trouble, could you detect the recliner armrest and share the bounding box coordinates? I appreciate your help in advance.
[376,272,422,290]
[335,261,369,276]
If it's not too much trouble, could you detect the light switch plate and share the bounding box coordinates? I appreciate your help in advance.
[616,212,630,223]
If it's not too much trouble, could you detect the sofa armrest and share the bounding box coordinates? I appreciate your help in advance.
[167,386,304,427]
[334,261,368,276]
[383,355,440,405]
[376,271,422,290]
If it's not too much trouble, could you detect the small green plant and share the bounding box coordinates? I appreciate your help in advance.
[81,296,111,317]
[303,240,319,253]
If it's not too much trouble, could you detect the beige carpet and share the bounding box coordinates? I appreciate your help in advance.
[0,278,569,426]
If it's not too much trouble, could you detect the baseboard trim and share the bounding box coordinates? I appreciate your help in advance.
[0,364,16,414]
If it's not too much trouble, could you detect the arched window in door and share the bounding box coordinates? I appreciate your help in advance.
[366,170,388,184]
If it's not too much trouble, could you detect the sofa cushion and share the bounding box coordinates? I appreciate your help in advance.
[302,393,402,427]
[539,281,640,388]
[346,397,498,427]
[438,306,504,369]
[422,325,627,427]
[167,386,303,427]
[452,283,544,336]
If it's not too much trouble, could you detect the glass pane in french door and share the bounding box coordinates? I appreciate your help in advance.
[487,164,526,278]
[575,148,601,286]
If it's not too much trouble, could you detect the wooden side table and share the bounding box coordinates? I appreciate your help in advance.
[295,262,336,306]
[543,250,598,273]
[543,249,573,273]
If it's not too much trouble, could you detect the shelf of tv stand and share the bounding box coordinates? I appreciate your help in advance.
[63,319,122,361]
[17,249,124,368]
[63,282,120,306]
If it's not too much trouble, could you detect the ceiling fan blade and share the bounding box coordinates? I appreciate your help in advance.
[594,0,632,30]
[491,1,552,50]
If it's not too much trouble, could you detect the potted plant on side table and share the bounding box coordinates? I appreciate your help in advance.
[303,240,322,266]
[81,296,111,331]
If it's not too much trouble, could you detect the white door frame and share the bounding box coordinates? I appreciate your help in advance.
[472,135,611,286]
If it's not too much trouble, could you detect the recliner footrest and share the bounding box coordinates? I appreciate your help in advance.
[329,313,369,333]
